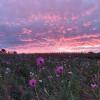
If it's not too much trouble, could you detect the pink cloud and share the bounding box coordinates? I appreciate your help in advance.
[21,28,32,35]
[6,33,100,53]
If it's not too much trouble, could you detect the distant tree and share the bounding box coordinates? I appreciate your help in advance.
[7,51,17,54]
[1,49,6,54]
[13,51,17,54]
[88,52,94,54]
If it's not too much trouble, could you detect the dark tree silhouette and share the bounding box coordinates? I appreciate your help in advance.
[13,51,17,54]
[1,49,6,54]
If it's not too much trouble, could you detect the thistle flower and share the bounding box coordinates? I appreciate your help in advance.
[36,57,45,69]
[28,79,37,87]
[36,57,44,66]
[48,76,53,80]
[55,66,64,75]
[91,83,98,89]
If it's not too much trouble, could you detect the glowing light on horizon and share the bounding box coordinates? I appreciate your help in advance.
[0,0,100,53]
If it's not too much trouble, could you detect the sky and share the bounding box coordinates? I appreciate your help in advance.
[0,0,100,53]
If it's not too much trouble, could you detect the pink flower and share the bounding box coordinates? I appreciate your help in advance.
[28,79,37,87]
[36,57,44,67]
[48,76,53,80]
[55,66,64,75]
[91,83,98,89]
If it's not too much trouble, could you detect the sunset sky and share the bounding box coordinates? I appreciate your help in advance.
[0,0,100,53]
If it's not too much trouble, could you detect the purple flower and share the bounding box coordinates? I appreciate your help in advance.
[28,79,37,87]
[55,66,64,75]
[48,76,53,80]
[36,57,44,67]
[91,83,98,89]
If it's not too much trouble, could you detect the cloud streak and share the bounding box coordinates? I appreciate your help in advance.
[0,0,100,53]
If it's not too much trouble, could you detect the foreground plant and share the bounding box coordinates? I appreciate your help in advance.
[0,55,99,100]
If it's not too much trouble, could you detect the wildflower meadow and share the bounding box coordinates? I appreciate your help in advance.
[0,53,99,100]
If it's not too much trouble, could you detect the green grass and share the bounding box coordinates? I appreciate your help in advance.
[0,54,99,100]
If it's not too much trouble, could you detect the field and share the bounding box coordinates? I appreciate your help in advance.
[0,53,99,100]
